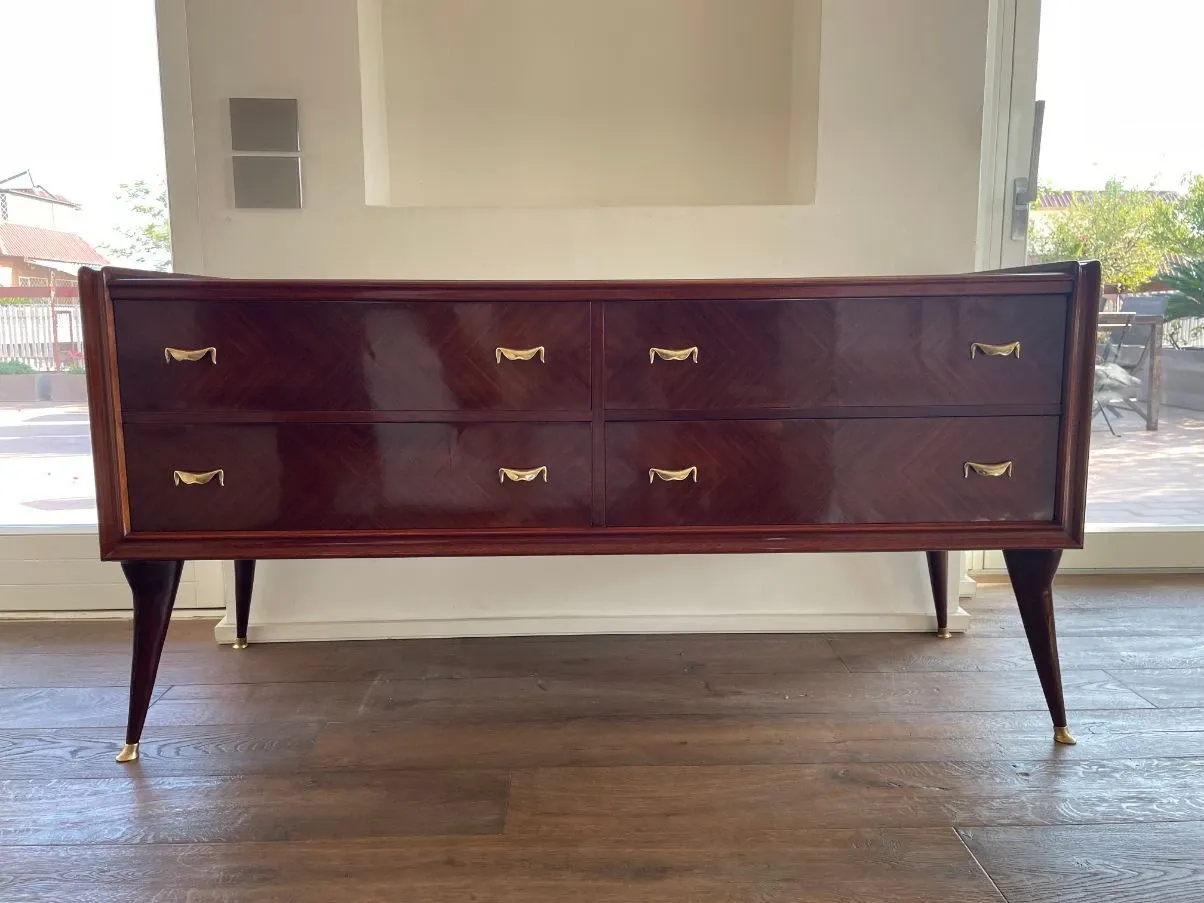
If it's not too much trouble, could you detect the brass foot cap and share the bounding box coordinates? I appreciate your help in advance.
[936,628,953,639]
[116,743,140,763]
[232,637,248,650]
[1053,726,1077,746]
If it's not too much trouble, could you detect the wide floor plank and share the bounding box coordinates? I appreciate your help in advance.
[1107,668,1204,708]
[830,634,1204,672]
[0,632,848,688]
[960,823,1204,903]
[308,707,1204,771]
[505,760,1204,836]
[0,722,320,779]
[0,830,1006,903]
[0,685,168,729]
[0,771,507,844]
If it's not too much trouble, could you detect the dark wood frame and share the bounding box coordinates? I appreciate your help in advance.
[81,262,1101,762]
[82,265,1099,562]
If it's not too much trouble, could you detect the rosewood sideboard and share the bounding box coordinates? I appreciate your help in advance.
[79,261,1100,763]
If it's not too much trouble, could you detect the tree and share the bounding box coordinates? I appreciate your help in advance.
[1029,179,1179,291]
[101,179,172,271]
[1168,174,1204,258]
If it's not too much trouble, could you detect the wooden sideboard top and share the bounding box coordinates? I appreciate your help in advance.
[80,261,1101,562]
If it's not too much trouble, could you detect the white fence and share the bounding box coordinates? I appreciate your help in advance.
[0,301,86,371]
[1166,316,1204,349]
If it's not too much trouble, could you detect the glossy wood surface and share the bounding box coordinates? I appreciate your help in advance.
[604,296,1068,410]
[115,300,592,412]
[926,550,948,633]
[123,422,593,532]
[120,559,184,746]
[81,261,1100,561]
[605,417,1060,527]
[1005,548,1070,730]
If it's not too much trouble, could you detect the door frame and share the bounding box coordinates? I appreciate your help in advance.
[971,0,1204,576]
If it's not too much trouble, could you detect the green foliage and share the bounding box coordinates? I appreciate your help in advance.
[1030,179,1178,291]
[1157,258,1204,321]
[100,179,172,271]
[0,359,36,375]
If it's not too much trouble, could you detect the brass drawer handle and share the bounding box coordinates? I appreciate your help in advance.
[964,461,1013,479]
[970,341,1020,359]
[649,466,698,484]
[173,469,225,487]
[499,466,548,483]
[165,347,217,364]
[496,346,546,364]
[650,346,699,364]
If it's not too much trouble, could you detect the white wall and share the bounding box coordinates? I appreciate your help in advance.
[2,193,81,231]
[158,0,986,642]
[380,0,811,207]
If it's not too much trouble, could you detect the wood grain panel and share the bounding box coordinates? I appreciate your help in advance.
[506,760,1204,836]
[0,686,169,729]
[0,723,320,779]
[960,823,1204,903]
[0,771,507,844]
[308,708,1204,771]
[605,417,1060,526]
[123,422,592,531]
[0,633,844,688]
[115,300,591,413]
[148,669,1146,728]
[1107,669,1204,708]
[829,634,1204,673]
[604,296,1067,409]
[0,830,1007,903]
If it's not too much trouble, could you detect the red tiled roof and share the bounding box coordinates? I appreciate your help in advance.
[1034,189,1180,210]
[0,223,107,266]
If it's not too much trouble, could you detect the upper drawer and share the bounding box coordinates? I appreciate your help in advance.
[113,300,591,412]
[604,296,1067,410]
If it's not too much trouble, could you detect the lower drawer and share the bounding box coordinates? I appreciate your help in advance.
[123,422,592,532]
[605,417,1060,526]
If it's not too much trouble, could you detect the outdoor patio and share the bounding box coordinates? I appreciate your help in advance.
[3,402,1203,530]
[1085,405,1204,527]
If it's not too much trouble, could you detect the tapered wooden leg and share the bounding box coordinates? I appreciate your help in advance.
[1003,548,1075,745]
[926,551,950,638]
[232,560,256,650]
[118,560,185,763]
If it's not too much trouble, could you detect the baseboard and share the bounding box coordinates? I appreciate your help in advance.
[214,607,972,645]
[0,609,224,621]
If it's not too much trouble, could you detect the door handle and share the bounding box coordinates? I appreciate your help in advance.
[1011,99,1045,240]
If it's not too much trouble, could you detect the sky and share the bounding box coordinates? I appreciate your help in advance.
[0,0,1200,258]
[0,0,166,254]
[1036,0,1204,192]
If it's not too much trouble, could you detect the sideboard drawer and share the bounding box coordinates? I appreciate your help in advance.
[605,417,1059,526]
[604,297,1067,410]
[124,422,592,532]
[115,300,591,412]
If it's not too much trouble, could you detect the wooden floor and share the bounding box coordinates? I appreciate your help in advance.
[2,575,1204,902]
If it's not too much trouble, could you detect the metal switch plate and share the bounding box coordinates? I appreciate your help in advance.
[229,98,300,153]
